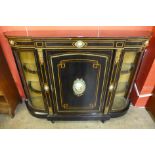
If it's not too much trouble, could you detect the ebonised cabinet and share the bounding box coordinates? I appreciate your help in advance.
[8,37,149,121]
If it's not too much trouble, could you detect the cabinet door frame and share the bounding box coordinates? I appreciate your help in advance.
[45,49,115,115]
[13,48,49,113]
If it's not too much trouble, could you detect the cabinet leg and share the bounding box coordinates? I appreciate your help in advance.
[51,120,55,123]
[101,120,105,123]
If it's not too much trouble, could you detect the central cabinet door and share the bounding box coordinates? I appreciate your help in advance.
[46,50,114,114]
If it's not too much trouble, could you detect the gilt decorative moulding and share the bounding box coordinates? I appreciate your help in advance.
[7,36,150,122]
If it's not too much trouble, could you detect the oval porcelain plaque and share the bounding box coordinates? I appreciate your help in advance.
[72,78,86,96]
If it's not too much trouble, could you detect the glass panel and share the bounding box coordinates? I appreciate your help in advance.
[19,51,35,63]
[28,81,42,97]
[23,63,37,73]
[116,82,128,92]
[24,72,39,81]
[112,51,139,111]
[19,51,45,110]
[121,63,134,73]
[119,73,130,82]
[123,52,137,63]
[112,96,128,111]
[22,63,39,81]
[31,96,45,110]
[115,82,128,97]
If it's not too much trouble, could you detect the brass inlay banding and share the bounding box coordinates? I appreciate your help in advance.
[37,48,44,64]
[57,59,101,110]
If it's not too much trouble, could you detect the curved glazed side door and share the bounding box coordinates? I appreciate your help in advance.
[46,50,114,115]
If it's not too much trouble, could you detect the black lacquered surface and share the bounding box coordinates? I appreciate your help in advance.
[46,50,114,114]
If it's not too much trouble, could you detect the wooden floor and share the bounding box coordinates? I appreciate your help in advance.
[0,104,155,129]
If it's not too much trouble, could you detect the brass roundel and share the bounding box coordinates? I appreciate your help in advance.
[109,84,114,92]
[73,78,86,96]
[144,40,149,47]
[9,40,15,46]
[44,84,49,92]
